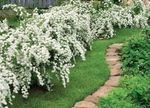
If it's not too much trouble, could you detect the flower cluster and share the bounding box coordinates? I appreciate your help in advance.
[0,2,92,107]
[0,19,9,34]
[91,0,149,38]
[0,1,149,108]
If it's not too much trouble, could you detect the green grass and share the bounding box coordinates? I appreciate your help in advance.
[10,28,143,108]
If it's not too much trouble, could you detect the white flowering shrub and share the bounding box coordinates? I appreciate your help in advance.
[133,14,149,28]
[131,0,146,15]
[92,10,114,38]
[0,2,93,108]
[91,5,132,38]
[0,68,19,108]
[109,5,133,28]
[0,19,9,34]
[0,0,149,108]
[101,0,113,9]
[91,0,149,38]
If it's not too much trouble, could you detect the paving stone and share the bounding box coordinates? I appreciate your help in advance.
[105,76,121,87]
[107,56,120,60]
[106,56,120,62]
[74,101,98,108]
[106,52,118,56]
[109,44,123,49]
[106,48,117,53]
[84,95,99,104]
[109,63,122,70]
[110,68,121,76]
[111,43,123,46]
[107,60,119,66]
[92,86,114,98]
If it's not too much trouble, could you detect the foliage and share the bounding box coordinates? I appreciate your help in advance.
[100,88,140,108]
[100,75,150,108]
[131,0,146,15]
[113,0,123,4]
[101,0,113,10]
[55,0,67,6]
[121,33,150,75]
[121,75,150,108]
[0,0,149,108]
[133,88,150,108]
[143,28,150,39]
[100,29,150,108]
[0,0,6,3]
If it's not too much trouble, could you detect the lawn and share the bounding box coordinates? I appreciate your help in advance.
[9,28,143,108]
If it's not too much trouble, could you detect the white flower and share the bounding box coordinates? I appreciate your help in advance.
[0,1,149,108]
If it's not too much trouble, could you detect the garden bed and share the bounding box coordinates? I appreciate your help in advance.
[99,28,150,108]
[10,28,143,108]
[0,0,149,108]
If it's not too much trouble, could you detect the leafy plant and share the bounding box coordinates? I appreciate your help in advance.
[100,75,150,108]
[0,0,149,108]
[121,34,150,75]
[100,28,150,108]
[121,75,150,108]
[100,88,139,108]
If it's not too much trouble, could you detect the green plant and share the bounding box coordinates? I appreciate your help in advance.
[131,0,146,15]
[99,29,150,108]
[121,34,150,75]
[100,75,150,108]
[142,28,150,39]
[121,75,150,108]
[133,89,150,108]
[100,88,139,108]
[0,0,6,3]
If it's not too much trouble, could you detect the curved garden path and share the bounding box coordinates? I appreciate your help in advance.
[73,43,123,108]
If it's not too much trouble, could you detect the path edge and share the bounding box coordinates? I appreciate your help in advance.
[73,43,123,108]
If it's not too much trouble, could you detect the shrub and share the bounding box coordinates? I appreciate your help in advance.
[0,0,149,108]
[121,75,150,108]
[100,75,150,108]
[91,1,149,39]
[121,33,150,75]
[131,0,146,15]
[100,28,150,108]
[0,2,92,107]
[0,19,8,34]
[133,89,150,108]
[100,87,139,108]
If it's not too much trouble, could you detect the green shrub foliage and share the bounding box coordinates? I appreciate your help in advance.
[121,32,150,75]
[100,29,150,108]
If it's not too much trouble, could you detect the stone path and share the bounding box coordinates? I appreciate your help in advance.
[73,43,123,108]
